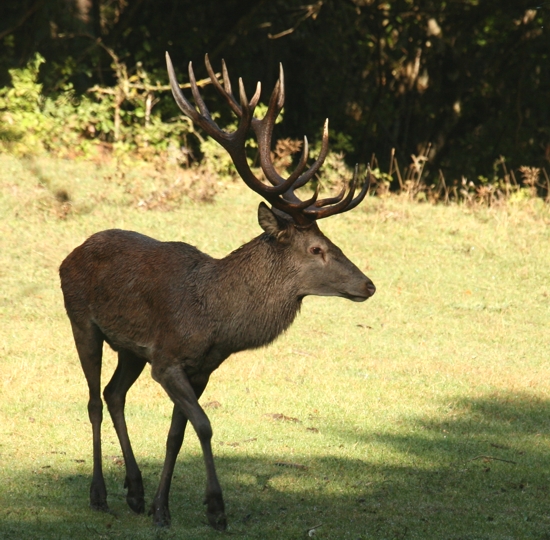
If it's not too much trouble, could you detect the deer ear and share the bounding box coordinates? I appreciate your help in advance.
[258,202,291,241]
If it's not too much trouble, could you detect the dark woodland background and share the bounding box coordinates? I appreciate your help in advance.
[1,0,549,182]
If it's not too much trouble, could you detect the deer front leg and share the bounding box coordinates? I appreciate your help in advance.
[152,364,226,530]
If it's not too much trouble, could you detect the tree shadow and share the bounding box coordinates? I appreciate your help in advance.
[1,391,549,539]
[337,390,550,462]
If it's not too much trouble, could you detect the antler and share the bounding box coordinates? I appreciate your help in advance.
[166,52,370,226]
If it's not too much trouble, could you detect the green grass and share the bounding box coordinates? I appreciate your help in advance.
[1,154,550,539]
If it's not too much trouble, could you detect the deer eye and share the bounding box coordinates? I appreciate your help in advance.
[310,246,323,256]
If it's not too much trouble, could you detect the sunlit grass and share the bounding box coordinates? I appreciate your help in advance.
[1,154,549,539]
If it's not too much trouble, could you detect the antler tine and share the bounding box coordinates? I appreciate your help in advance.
[284,135,309,184]
[310,168,358,219]
[277,63,285,110]
[294,182,321,209]
[305,165,370,220]
[238,78,249,109]
[222,60,232,95]
[204,54,242,116]
[253,78,286,187]
[238,77,263,117]
[313,185,347,208]
[188,61,211,118]
[290,119,330,191]
[276,120,330,208]
[340,165,372,212]
[166,52,201,122]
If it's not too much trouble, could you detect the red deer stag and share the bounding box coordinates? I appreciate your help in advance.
[59,52,376,531]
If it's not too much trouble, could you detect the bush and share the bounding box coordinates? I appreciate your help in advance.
[0,54,193,162]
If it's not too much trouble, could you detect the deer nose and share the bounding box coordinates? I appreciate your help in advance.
[366,280,376,297]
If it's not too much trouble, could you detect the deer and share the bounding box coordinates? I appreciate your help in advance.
[59,52,376,531]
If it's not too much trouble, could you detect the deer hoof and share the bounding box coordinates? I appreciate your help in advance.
[90,483,109,512]
[126,494,145,514]
[207,510,227,531]
[204,494,226,530]
[90,499,110,512]
[149,502,171,528]
[125,476,145,514]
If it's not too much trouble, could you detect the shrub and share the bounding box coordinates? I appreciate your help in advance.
[0,54,193,162]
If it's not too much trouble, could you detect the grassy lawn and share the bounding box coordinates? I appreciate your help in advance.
[1,154,549,539]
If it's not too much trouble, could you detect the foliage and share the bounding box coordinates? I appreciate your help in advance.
[0,53,193,161]
[2,1,549,185]
[1,53,547,209]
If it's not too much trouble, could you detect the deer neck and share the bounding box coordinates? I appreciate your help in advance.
[209,234,302,350]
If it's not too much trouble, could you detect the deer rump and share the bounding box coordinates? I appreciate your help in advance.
[59,54,375,531]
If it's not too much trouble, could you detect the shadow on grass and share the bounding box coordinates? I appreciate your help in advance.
[1,392,549,540]
[339,390,550,463]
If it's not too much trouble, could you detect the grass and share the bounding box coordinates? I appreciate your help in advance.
[1,154,550,539]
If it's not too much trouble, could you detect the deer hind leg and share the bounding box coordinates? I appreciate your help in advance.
[152,364,226,530]
[149,404,188,527]
[70,321,108,511]
[103,349,147,514]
